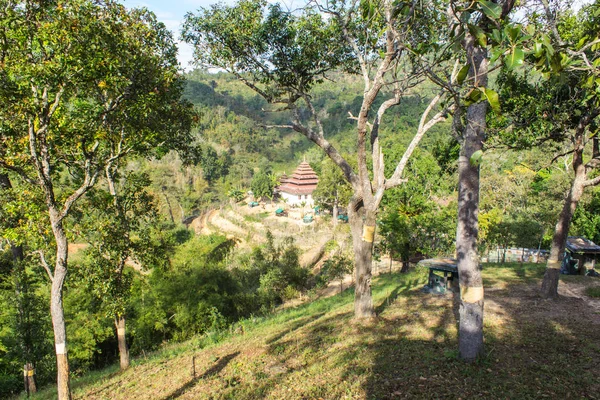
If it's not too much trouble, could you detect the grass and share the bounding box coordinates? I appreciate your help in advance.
[586,286,600,298]
[25,264,600,399]
[243,212,270,223]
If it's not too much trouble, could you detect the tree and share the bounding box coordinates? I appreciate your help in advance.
[183,0,450,319]
[379,147,455,271]
[77,173,168,370]
[489,0,600,297]
[312,158,353,225]
[0,1,193,396]
[528,0,599,298]
[423,0,516,360]
[251,170,276,201]
[320,255,353,293]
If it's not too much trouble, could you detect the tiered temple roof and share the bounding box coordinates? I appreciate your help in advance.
[278,161,319,195]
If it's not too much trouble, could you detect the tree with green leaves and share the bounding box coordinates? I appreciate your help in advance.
[528,0,599,298]
[0,1,193,396]
[183,0,450,319]
[422,0,517,360]
[77,173,168,370]
[312,158,353,225]
[251,170,276,201]
[379,148,455,271]
[320,255,353,293]
[490,0,599,297]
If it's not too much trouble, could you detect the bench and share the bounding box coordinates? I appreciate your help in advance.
[418,258,459,293]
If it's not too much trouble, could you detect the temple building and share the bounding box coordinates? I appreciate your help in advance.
[277,161,319,206]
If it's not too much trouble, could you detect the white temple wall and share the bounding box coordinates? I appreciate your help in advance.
[280,192,315,207]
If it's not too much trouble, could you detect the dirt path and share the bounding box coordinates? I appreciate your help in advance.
[559,280,600,317]
[299,234,332,267]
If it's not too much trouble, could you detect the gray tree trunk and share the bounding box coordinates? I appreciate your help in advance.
[348,201,375,319]
[49,213,71,400]
[541,150,586,298]
[115,315,130,369]
[455,41,487,362]
[23,362,37,395]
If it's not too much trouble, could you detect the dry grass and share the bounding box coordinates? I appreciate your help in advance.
[28,264,600,399]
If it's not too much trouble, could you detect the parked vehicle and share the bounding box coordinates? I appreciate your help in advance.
[337,214,348,223]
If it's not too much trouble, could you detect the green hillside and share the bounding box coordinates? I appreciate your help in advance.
[25,265,600,399]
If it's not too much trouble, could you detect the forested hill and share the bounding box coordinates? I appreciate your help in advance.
[181,68,454,179]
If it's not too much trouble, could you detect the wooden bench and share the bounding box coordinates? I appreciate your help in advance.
[418,258,459,292]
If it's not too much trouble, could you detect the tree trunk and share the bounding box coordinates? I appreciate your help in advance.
[541,156,586,298]
[162,190,175,224]
[400,243,410,273]
[115,315,130,370]
[24,363,37,395]
[349,203,375,319]
[401,259,410,273]
[333,201,339,227]
[49,216,71,400]
[455,42,487,362]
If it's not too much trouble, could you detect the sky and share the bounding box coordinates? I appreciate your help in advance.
[120,0,221,70]
[119,0,301,70]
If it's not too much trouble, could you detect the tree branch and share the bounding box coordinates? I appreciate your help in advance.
[289,106,359,187]
[34,250,54,282]
[386,92,447,190]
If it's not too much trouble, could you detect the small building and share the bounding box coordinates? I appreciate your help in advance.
[277,161,319,207]
[561,236,600,274]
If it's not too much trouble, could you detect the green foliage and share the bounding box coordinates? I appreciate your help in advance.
[0,252,55,396]
[317,255,353,291]
[227,189,246,203]
[183,0,353,99]
[571,188,600,245]
[313,158,353,212]
[127,232,311,349]
[250,232,308,309]
[379,148,455,260]
[251,171,276,200]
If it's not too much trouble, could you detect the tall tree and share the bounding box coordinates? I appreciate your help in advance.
[78,173,167,370]
[312,158,353,226]
[424,0,516,360]
[532,0,600,298]
[0,1,193,397]
[491,0,600,297]
[183,0,450,319]
[0,174,44,395]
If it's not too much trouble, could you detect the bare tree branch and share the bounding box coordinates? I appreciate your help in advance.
[34,250,54,282]
[386,92,448,190]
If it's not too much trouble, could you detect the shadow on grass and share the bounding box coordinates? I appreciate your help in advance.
[159,351,240,400]
[375,278,422,315]
[364,269,600,399]
[222,268,599,399]
[265,313,325,345]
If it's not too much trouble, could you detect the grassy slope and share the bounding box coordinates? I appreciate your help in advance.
[28,264,600,399]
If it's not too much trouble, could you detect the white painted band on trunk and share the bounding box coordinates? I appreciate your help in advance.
[458,156,469,164]
[117,328,125,335]
[460,286,484,303]
[362,225,375,243]
[55,343,66,354]
[547,260,561,269]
